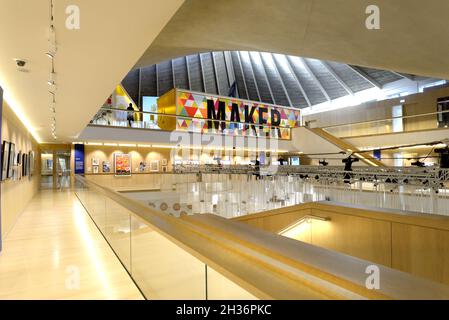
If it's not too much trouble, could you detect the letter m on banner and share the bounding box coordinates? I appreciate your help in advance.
[207,99,226,131]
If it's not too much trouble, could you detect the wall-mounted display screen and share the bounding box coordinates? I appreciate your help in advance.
[290,157,300,166]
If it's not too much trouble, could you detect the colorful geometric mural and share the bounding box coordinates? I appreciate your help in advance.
[176,90,300,139]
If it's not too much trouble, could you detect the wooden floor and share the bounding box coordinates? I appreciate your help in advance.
[0,189,143,299]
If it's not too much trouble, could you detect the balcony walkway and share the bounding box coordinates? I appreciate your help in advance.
[0,190,143,299]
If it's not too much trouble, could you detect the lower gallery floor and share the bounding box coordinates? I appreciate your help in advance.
[0,190,143,299]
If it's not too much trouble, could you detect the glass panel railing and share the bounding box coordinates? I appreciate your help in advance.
[74,174,449,300]
[130,215,206,299]
[74,175,256,300]
[319,110,448,138]
[90,107,293,140]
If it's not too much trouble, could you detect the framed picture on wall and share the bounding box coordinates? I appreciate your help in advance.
[162,165,168,173]
[102,161,111,173]
[46,158,53,170]
[17,151,22,180]
[22,153,27,176]
[161,158,167,166]
[114,153,131,176]
[1,141,9,180]
[7,142,15,179]
[92,158,99,166]
[150,160,159,172]
[92,165,99,174]
[29,151,34,176]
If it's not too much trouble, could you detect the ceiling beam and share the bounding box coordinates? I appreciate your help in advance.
[185,56,192,90]
[347,65,383,89]
[270,53,294,107]
[297,57,331,102]
[223,51,238,97]
[320,61,354,95]
[236,52,250,100]
[198,53,207,93]
[171,59,176,89]
[255,52,276,104]
[211,52,222,95]
[281,55,312,107]
[242,52,261,101]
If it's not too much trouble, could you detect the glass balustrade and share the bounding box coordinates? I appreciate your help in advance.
[90,107,292,139]
[319,110,449,138]
[74,176,257,300]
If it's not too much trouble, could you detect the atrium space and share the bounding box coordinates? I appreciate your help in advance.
[1,0,449,308]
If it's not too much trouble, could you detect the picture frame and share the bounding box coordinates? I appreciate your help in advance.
[22,153,27,176]
[162,165,168,173]
[92,158,99,166]
[93,165,99,174]
[7,142,15,179]
[17,151,22,180]
[1,141,9,180]
[150,159,159,172]
[161,158,167,166]
[114,153,131,176]
[26,151,31,178]
[102,161,111,173]
[29,151,34,176]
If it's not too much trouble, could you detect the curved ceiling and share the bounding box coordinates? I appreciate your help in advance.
[136,0,449,80]
[122,51,429,109]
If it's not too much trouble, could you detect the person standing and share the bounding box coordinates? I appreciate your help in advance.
[127,103,135,127]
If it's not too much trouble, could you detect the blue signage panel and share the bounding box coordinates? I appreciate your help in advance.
[74,144,85,174]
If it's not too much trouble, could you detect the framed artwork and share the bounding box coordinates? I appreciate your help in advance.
[162,165,168,173]
[150,159,159,172]
[1,141,9,180]
[92,166,99,174]
[29,151,34,175]
[17,151,22,180]
[102,161,111,173]
[7,142,15,179]
[46,158,53,170]
[161,158,167,166]
[114,153,131,176]
[22,153,27,176]
[92,158,99,166]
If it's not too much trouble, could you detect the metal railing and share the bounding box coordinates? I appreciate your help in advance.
[173,164,449,187]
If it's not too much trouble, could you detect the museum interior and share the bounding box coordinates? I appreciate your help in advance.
[1,0,449,301]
